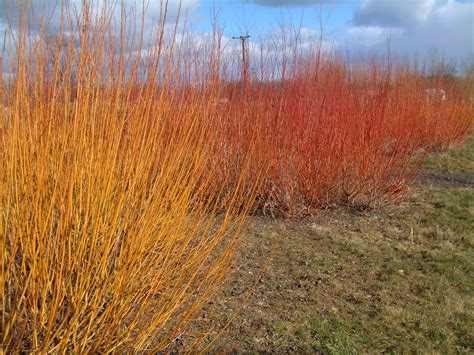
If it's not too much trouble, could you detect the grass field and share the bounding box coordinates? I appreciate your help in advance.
[190,138,474,353]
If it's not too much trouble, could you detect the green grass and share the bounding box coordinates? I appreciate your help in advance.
[423,137,474,172]
[190,137,474,353]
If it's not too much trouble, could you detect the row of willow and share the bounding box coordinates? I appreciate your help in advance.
[2,2,472,352]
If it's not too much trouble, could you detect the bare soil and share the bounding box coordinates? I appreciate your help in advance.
[416,170,474,188]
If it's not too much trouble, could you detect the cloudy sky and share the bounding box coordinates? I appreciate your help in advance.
[0,0,473,69]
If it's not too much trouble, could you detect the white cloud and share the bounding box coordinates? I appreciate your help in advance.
[246,0,353,7]
[246,0,321,6]
[348,0,473,65]
[353,0,436,27]
[347,26,403,48]
[0,0,201,28]
[0,0,203,56]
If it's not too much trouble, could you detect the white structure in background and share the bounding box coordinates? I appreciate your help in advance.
[425,88,447,101]
[211,97,230,108]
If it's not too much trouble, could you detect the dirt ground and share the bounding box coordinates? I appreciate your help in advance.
[416,170,474,189]
[174,138,474,353]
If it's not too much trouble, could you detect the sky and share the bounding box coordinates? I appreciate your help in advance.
[0,0,473,70]
[192,0,473,68]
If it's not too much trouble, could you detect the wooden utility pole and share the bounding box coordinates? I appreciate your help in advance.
[1,30,5,90]
[232,35,250,89]
[0,56,3,100]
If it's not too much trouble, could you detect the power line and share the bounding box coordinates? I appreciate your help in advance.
[232,34,250,88]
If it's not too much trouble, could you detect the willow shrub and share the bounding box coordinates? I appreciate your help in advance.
[1,2,258,352]
[211,51,472,216]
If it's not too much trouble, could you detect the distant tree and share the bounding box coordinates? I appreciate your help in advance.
[463,59,474,79]
[424,47,457,80]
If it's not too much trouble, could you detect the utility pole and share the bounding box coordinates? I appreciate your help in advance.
[0,56,3,108]
[1,31,5,92]
[232,35,250,89]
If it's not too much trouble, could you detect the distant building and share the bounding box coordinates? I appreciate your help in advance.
[425,88,447,101]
